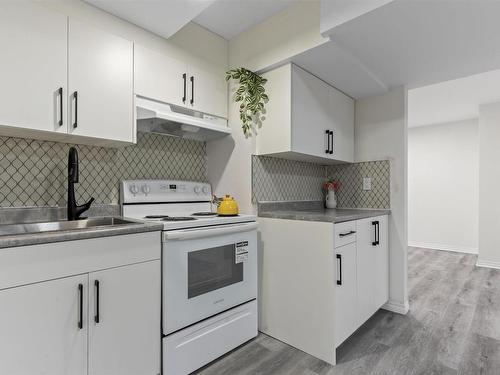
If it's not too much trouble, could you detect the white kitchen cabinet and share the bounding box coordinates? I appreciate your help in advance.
[0,231,161,375]
[356,215,389,325]
[0,2,135,146]
[187,64,227,118]
[134,45,227,119]
[334,242,358,347]
[0,1,68,135]
[89,261,161,375]
[258,218,337,365]
[68,18,134,143]
[135,45,187,108]
[257,63,354,164]
[0,274,88,375]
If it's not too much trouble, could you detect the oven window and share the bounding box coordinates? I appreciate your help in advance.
[188,244,243,299]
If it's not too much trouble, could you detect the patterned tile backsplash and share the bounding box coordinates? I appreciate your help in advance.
[0,133,206,207]
[252,155,325,202]
[252,156,390,209]
[326,161,390,209]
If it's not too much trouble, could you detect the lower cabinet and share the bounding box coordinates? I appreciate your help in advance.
[0,231,161,375]
[0,274,88,375]
[335,215,389,347]
[89,261,161,375]
[334,242,358,347]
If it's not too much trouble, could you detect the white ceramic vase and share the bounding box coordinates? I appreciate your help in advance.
[325,189,337,209]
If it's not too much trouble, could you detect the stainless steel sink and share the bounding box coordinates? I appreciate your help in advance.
[0,217,140,237]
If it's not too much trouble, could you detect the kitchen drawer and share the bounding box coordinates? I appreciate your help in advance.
[334,221,357,248]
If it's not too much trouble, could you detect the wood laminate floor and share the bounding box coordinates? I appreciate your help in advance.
[196,247,500,375]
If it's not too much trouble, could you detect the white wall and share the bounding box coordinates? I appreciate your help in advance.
[228,0,327,72]
[355,86,408,314]
[408,120,479,253]
[478,102,500,268]
[209,0,328,214]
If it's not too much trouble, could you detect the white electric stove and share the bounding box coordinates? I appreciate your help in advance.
[120,180,258,375]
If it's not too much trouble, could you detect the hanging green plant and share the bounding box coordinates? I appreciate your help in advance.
[225,67,268,137]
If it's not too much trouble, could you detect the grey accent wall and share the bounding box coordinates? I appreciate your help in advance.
[0,133,206,207]
[252,156,390,209]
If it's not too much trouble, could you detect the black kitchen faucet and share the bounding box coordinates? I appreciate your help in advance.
[67,147,94,220]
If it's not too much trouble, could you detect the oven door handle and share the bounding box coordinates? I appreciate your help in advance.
[163,222,258,241]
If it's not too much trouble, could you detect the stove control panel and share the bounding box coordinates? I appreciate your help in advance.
[121,180,212,204]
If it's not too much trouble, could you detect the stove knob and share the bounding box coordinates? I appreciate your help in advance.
[141,185,151,195]
[129,185,139,195]
[194,186,201,194]
[202,186,209,194]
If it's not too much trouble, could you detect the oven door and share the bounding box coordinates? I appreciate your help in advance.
[162,222,258,335]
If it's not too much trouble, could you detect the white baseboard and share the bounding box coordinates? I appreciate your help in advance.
[408,241,478,254]
[382,299,409,315]
[476,259,500,270]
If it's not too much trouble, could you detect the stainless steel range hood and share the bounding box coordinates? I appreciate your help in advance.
[136,96,231,142]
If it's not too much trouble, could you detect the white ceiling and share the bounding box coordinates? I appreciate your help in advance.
[408,68,500,128]
[293,0,500,99]
[84,0,215,39]
[195,0,296,40]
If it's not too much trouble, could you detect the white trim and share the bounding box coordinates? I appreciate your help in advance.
[382,299,409,315]
[476,259,500,270]
[408,241,478,254]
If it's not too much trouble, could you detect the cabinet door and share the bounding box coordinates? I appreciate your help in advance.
[68,19,134,143]
[329,87,354,162]
[356,216,389,325]
[187,64,227,118]
[334,242,358,347]
[356,217,377,324]
[135,45,187,108]
[291,65,332,158]
[89,261,161,375]
[373,215,389,309]
[0,1,67,134]
[0,275,88,375]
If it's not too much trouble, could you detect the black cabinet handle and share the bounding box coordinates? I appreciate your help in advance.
[73,91,78,129]
[325,130,330,154]
[58,87,63,126]
[182,73,187,103]
[94,280,100,323]
[329,130,334,154]
[339,230,356,237]
[336,254,342,285]
[190,76,194,105]
[78,283,83,329]
[372,220,380,246]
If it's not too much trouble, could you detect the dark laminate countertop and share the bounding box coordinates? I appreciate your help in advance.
[0,206,163,249]
[257,201,390,224]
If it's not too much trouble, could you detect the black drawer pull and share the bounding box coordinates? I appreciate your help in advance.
[372,220,380,246]
[58,87,63,126]
[190,75,194,105]
[182,73,187,103]
[73,91,78,128]
[339,230,356,237]
[336,254,342,285]
[78,283,83,329]
[94,280,100,324]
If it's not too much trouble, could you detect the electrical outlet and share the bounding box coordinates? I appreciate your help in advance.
[363,177,372,191]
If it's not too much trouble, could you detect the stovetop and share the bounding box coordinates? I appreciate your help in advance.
[120,180,256,230]
[138,213,256,231]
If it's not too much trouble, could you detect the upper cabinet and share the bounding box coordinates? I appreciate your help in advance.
[0,2,134,146]
[257,64,354,164]
[135,45,227,119]
[68,19,134,144]
[0,2,68,135]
